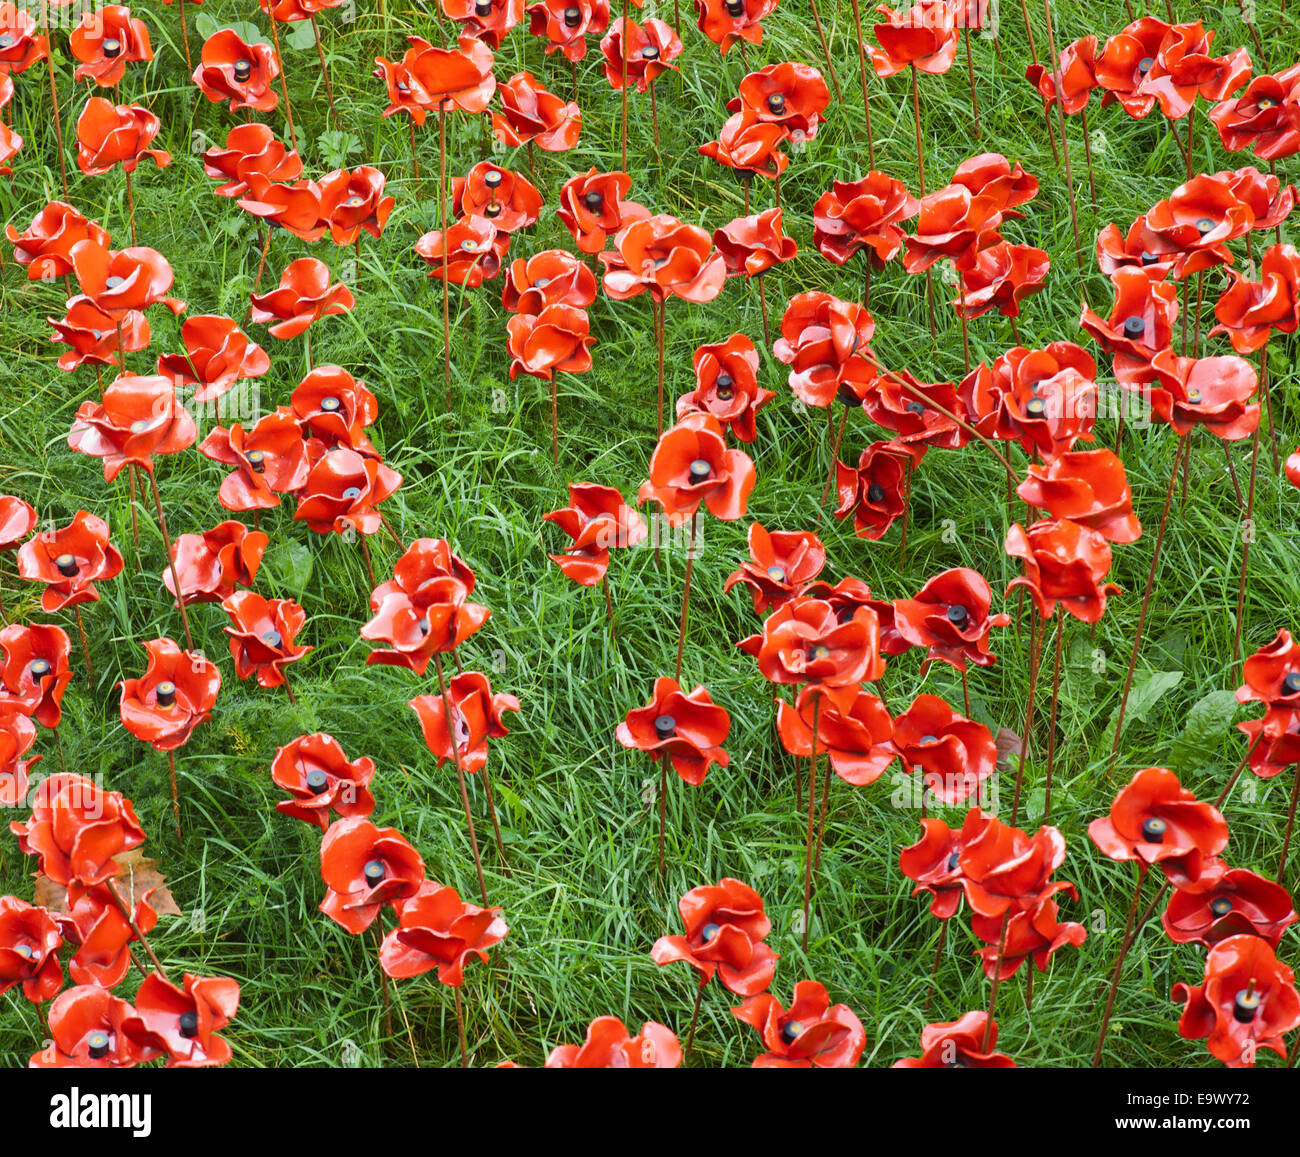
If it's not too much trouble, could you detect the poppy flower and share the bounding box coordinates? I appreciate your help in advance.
[1211,243,1300,354]
[203,123,301,197]
[724,522,825,615]
[6,201,111,281]
[1236,628,1300,717]
[543,481,647,585]
[555,167,649,253]
[193,29,280,112]
[289,367,378,457]
[901,184,1005,274]
[0,3,48,74]
[961,342,1099,453]
[899,815,971,919]
[222,590,311,689]
[893,1011,1016,1067]
[862,372,968,454]
[237,177,327,242]
[319,816,425,934]
[272,733,376,830]
[493,70,581,152]
[293,447,402,537]
[0,897,61,1003]
[957,809,1070,915]
[894,567,1011,670]
[409,671,521,774]
[0,493,34,551]
[545,1017,682,1068]
[155,315,269,403]
[49,297,152,373]
[638,412,755,523]
[317,166,396,246]
[713,207,798,278]
[248,257,355,339]
[69,5,152,87]
[1236,716,1300,780]
[958,155,1042,214]
[751,596,883,685]
[388,34,497,117]
[1163,867,1297,947]
[869,0,959,77]
[972,892,1087,979]
[1141,175,1254,279]
[773,291,878,409]
[0,623,72,729]
[0,717,36,811]
[675,332,772,443]
[68,373,197,481]
[53,881,163,989]
[444,0,525,48]
[955,241,1050,320]
[1173,934,1300,1067]
[777,683,895,786]
[1147,351,1259,440]
[1209,65,1300,160]
[698,108,790,180]
[163,520,267,609]
[601,213,726,304]
[600,17,682,93]
[812,172,920,267]
[1095,217,1182,280]
[199,408,311,512]
[363,556,490,675]
[118,638,220,753]
[414,215,507,286]
[732,61,831,137]
[30,986,163,1068]
[1091,16,1172,119]
[380,880,508,983]
[893,693,996,804]
[75,98,171,177]
[1089,766,1229,886]
[456,161,544,234]
[131,972,240,1068]
[695,0,777,54]
[505,305,596,380]
[16,511,124,613]
[1017,449,1140,543]
[0,111,18,174]
[733,980,866,1068]
[1139,21,1251,121]
[834,441,909,540]
[616,676,730,786]
[1217,165,1297,231]
[527,0,612,62]
[1005,518,1120,624]
[650,876,778,996]
[1025,35,1098,114]
[69,240,184,318]
[502,251,597,316]
[12,773,146,888]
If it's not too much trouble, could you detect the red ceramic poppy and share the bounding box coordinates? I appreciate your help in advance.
[444,0,525,48]
[12,773,145,888]
[773,291,877,409]
[0,896,61,1002]
[527,0,612,62]
[555,167,649,253]
[676,332,773,443]
[869,0,959,77]
[733,980,866,1068]
[130,971,240,1068]
[54,880,162,989]
[1209,64,1300,161]
[713,207,798,278]
[237,176,326,242]
[1092,16,1171,119]
[732,61,830,138]
[751,596,883,685]
[616,676,730,785]
[834,441,909,540]
[600,17,681,93]
[900,815,972,919]
[163,521,267,610]
[777,683,895,786]
[70,240,184,318]
[380,880,508,983]
[1163,866,1297,947]
[1236,628,1300,719]
[409,671,521,774]
[961,342,1098,452]
[192,28,280,112]
[893,693,996,804]
[862,371,968,454]
[1141,20,1251,121]
[972,891,1087,979]
[455,162,544,235]
[199,408,311,512]
[1090,766,1228,886]
[1211,243,1300,354]
[698,108,790,180]
[155,315,269,403]
[493,70,581,152]
[373,38,436,123]
[68,373,197,481]
[118,638,220,753]
[601,213,726,304]
[1236,716,1300,780]
[222,590,311,688]
[317,166,396,246]
[1017,449,1140,544]
[414,214,508,285]
[399,33,497,116]
[502,250,596,316]
[893,1010,1016,1067]
[75,97,171,177]
[49,297,152,373]
[6,201,110,281]
[724,522,825,615]
[695,0,777,54]
[70,5,152,87]
[1141,175,1254,279]
[16,510,124,613]
[0,623,72,729]
[272,733,376,830]
[0,3,48,74]
[1147,350,1259,440]
[901,184,1005,274]
[0,493,34,551]
[812,172,920,267]
[638,412,755,523]
[1025,35,1098,114]
[1095,216,1184,280]
[204,124,301,197]
[1217,165,1298,231]
[543,481,647,585]
[293,447,402,536]
[506,305,596,380]
[1005,518,1120,624]
[894,567,1010,671]
[958,809,1069,916]
[545,1016,681,1068]
[955,241,1050,320]
[1173,934,1300,1067]
[319,816,425,934]
[0,113,18,175]
[951,152,1039,217]
[249,257,355,339]
[650,876,777,995]
[30,985,163,1068]
[287,369,375,458]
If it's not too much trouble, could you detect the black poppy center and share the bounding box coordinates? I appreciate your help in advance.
[780,1020,803,1045]
[15,943,34,959]
[906,400,925,415]
[701,922,721,941]
[246,449,266,472]
[29,658,52,678]
[866,483,886,503]
[178,1010,199,1039]
[55,554,79,577]
[766,565,786,582]
[262,630,283,648]
[1210,896,1234,917]
[1259,96,1279,109]
[1282,672,1300,695]
[653,714,676,739]
[946,604,968,625]
[484,203,502,218]
[1139,250,1160,266]
[766,93,786,115]
[920,734,939,745]
[1141,816,1167,843]
[1138,56,1153,74]
[320,396,341,413]
[105,275,125,289]
[87,1030,111,1059]
[583,190,603,211]
[342,487,362,500]
[234,58,252,81]
[726,0,745,13]
[0,36,13,49]
[564,5,582,26]
[130,419,149,433]
[837,383,859,406]
[946,850,961,871]
[1194,217,1214,235]
[102,37,122,58]
[305,768,329,794]
[688,458,712,484]
[1186,388,1202,404]
[364,859,387,886]
[396,80,410,93]
[155,681,177,708]
[809,644,831,661]
[1233,989,1260,1023]
[475,0,493,15]
[1122,315,1145,338]
[484,169,503,187]
[641,45,660,60]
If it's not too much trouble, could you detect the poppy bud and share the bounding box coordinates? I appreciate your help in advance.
[1141,817,1167,842]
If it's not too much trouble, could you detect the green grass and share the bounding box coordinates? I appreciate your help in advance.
[2,0,1300,1068]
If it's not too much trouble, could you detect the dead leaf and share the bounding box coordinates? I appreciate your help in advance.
[995,727,1025,772]
[33,847,182,918]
